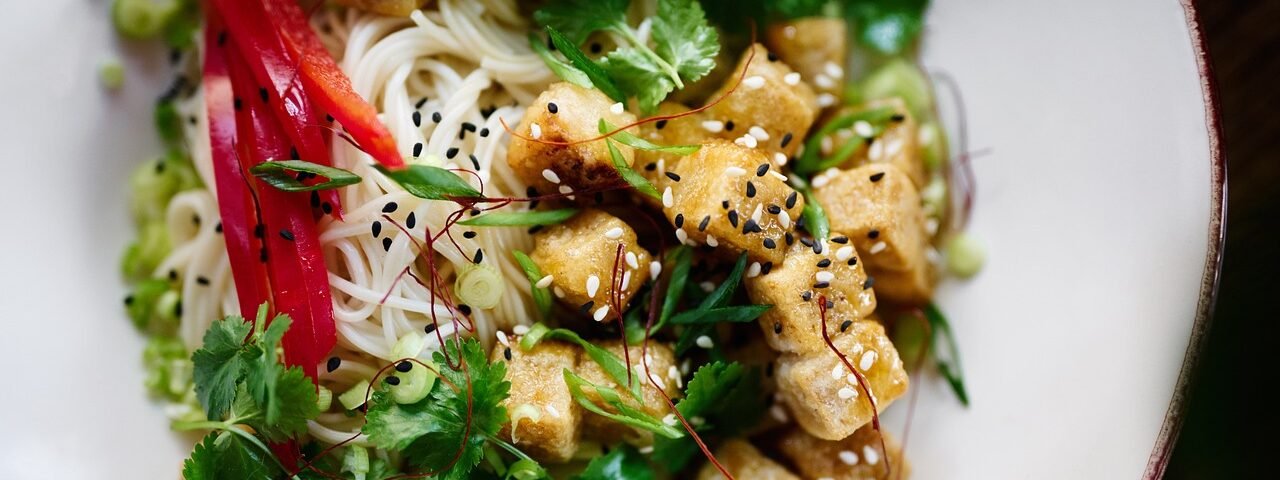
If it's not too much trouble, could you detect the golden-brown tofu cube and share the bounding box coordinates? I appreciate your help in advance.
[577,341,681,446]
[821,98,926,188]
[777,424,910,480]
[334,0,424,16]
[706,44,818,161]
[664,141,805,267]
[530,209,653,316]
[775,321,909,440]
[507,82,638,195]
[813,163,929,282]
[746,236,877,355]
[634,102,711,206]
[866,263,934,306]
[493,339,582,463]
[765,18,848,102]
[696,439,801,480]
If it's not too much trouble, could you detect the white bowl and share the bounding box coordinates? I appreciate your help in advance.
[0,0,1222,478]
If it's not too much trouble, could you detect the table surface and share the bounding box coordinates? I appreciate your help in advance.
[1165,0,1280,477]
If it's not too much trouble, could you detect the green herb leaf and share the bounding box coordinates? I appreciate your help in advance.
[564,370,685,439]
[607,140,661,200]
[250,367,319,442]
[376,164,482,201]
[654,246,693,333]
[669,305,771,324]
[599,119,700,155]
[924,302,969,406]
[846,0,930,56]
[650,362,767,471]
[546,26,627,103]
[651,0,720,84]
[603,49,675,114]
[192,315,252,420]
[182,431,282,480]
[795,106,898,175]
[699,252,748,309]
[525,327,644,401]
[512,251,553,318]
[801,186,830,241]
[461,208,579,227]
[574,444,655,480]
[249,160,362,192]
[528,33,593,89]
[534,0,629,44]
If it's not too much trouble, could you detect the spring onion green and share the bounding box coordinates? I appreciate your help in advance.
[142,335,191,401]
[339,380,372,411]
[121,222,171,281]
[919,121,949,171]
[99,60,125,90]
[112,0,181,39]
[861,58,933,118]
[126,277,171,331]
[249,160,362,192]
[945,232,985,278]
[387,333,436,404]
[454,263,505,310]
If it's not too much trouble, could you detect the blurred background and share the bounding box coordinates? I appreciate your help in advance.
[1165,0,1279,477]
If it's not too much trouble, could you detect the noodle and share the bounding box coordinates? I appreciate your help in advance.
[159,0,554,437]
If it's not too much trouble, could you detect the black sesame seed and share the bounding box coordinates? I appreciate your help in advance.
[840,320,853,332]
[665,172,681,182]
[503,347,513,361]
[463,230,477,239]
[233,98,242,110]
[785,232,795,245]
[785,191,798,209]
[446,147,459,159]
[674,213,685,228]
[773,321,783,334]
[424,323,437,334]
[188,115,197,125]
[780,132,793,148]
[382,237,393,251]
[761,261,774,274]
[481,105,497,118]
[462,122,476,132]
[767,204,781,215]
[383,202,398,213]
[325,114,334,122]
[725,120,735,131]
[412,111,422,127]
[174,300,183,317]
[847,257,858,266]
[763,238,776,249]
[196,276,210,286]
[469,154,480,170]
[727,210,739,227]
[645,163,657,171]
[817,259,831,268]
[155,160,166,174]
[413,142,423,157]
[756,164,769,177]
[372,221,382,237]
[863,277,875,289]
[814,281,830,289]
[457,304,473,315]
[260,248,268,262]
[891,113,906,122]
[812,242,823,254]
[767,51,779,61]
[800,237,814,248]
[743,219,761,234]
[832,235,849,244]
[579,301,595,314]
[384,376,401,386]
[310,191,321,208]
[431,111,442,123]
[192,214,202,226]
[655,119,668,129]
[280,229,295,241]
[407,212,417,229]
[124,295,134,306]
[528,226,544,234]
[473,248,484,264]
[322,202,333,215]
[547,102,559,114]
[722,200,730,209]
[801,291,813,301]
[590,42,603,54]
[526,186,539,197]
[327,357,342,372]
[869,172,885,182]
[396,361,413,372]
[470,208,482,216]
[416,97,429,109]
[698,216,710,232]
[259,87,269,103]
[215,222,223,234]
[217,30,228,46]
[825,299,835,309]
[868,229,880,239]
[746,182,756,198]
[479,127,490,137]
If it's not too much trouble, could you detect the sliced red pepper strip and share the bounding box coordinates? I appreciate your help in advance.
[226,32,337,381]
[203,12,273,320]
[211,0,344,217]
[263,0,405,169]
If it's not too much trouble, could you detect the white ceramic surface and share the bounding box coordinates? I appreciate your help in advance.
[0,0,1219,478]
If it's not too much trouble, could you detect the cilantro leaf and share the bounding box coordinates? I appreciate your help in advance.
[651,0,719,83]
[192,315,251,420]
[182,432,283,480]
[846,0,930,55]
[533,0,629,44]
[575,445,655,480]
[248,314,290,427]
[650,362,767,472]
[253,367,319,442]
[603,49,675,114]
[364,390,448,451]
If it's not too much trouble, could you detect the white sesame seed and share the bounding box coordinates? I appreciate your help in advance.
[751,203,763,223]
[926,246,942,264]
[811,174,831,188]
[724,166,747,176]
[734,134,758,149]
[854,120,873,137]
[886,137,905,157]
[668,365,681,380]
[748,126,770,141]
[820,136,834,155]
[869,139,885,161]
[836,246,854,261]
[649,372,666,390]
[610,102,625,115]
[593,305,610,321]
[831,365,844,379]
[586,274,600,298]
[553,286,565,298]
[700,281,716,293]
[746,262,762,278]
[783,26,796,38]
[496,330,510,347]
[926,218,940,235]
[816,93,837,107]
[675,228,689,244]
[825,61,844,79]
[770,404,789,422]
[770,171,788,182]
[695,335,713,349]
[863,445,880,465]
[774,152,788,165]
[814,73,835,89]
[650,261,662,280]
[546,405,561,417]
[513,324,530,335]
[860,350,877,370]
[837,386,857,399]
[681,358,691,375]
[625,251,639,269]
[604,227,624,239]
[706,234,719,247]
[639,445,654,454]
[847,373,859,385]
[869,241,887,254]
[529,122,541,139]
[784,72,801,85]
[701,120,724,133]
[816,271,835,283]
[662,187,674,208]
[778,210,791,229]
[558,185,573,194]
[743,75,765,89]
[535,275,554,288]
[621,270,632,290]
[542,168,561,184]
[839,450,860,465]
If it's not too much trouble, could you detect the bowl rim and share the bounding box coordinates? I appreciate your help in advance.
[1142,0,1228,477]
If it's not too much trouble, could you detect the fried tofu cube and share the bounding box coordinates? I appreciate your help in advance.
[507,82,638,195]
[706,44,818,161]
[493,339,582,463]
[821,98,926,188]
[866,263,934,306]
[777,424,910,480]
[746,236,877,354]
[334,0,424,16]
[576,341,681,446]
[765,18,848,102]
[634,102,711,206]
[775,321,909,440]
[696,439,801,480]
[664,141,805,266]
[813,163,929,282]
[530,209,653,316]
